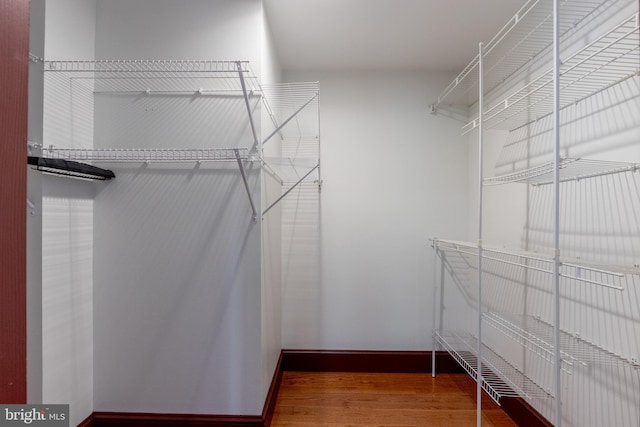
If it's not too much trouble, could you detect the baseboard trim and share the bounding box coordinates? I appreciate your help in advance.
[85,354,283,427]
[281,349,464,373]
[77,413,94,427]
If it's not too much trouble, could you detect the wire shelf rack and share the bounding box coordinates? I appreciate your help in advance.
[432,0,611,110]
[43,59,261,94]
[433,238,635,290]
[435,330,554,403]
[463,14,639,133]
[260,82,320,142]
[483,157,640,186]
[485,312,640,368]
[42,147,250,163]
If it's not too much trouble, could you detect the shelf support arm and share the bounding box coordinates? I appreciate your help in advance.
[262,92,318,145]
[262,163,319,218]
[234,149,258,222]
[236,61,260,153]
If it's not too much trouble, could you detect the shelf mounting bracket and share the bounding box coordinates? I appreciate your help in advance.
[262,92,318,145]
[234,148,257,222]
[262,163,319,218]
[236,61,260,153]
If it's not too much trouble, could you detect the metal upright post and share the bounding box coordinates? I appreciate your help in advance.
[552,0,563,426]
[477,41,485,427]
[432,243,439,379]
[236,61,260,152]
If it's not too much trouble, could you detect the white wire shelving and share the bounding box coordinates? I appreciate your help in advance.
[483,157,640,185]
[43,59,261,94]
[432,0,612,111]
[38,59,321,222]
[42,147,251,163]
[260,82,321,216]
[463,13,639,133]
[484,312,640,369]
[433,238,635,290]
[431,0,639,426]
[434,330,553,404]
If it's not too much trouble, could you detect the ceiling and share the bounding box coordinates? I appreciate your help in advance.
[264,0,527,72]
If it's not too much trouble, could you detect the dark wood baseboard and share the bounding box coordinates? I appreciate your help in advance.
[500,397,554,427]
[83,354,283,427]
[91,412,263,427]
[76,349,551,427]
[281,349,464,373]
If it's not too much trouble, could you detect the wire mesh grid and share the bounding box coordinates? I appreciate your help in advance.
[42,147,249,163]
[42,59,261,158]
[435,238,631,290]
[485,312,639,368]
[260,82,320,187]
[464,14,639,133]
[483,157,640,186]
[43,59,261,94]
[261,82,320,140]
[435,330,554,402]
[433,0,613,109]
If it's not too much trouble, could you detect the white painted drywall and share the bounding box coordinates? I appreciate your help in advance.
[91,0,267,415]
[281,70,469,350]
[94,0,261,66]
[40,1,97,425]
[260,4,283,404]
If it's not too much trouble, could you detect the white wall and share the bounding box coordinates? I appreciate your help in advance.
[41,1,97,425]
[281,70,469,350]
[259,3,283,404]
[27,0,45,405]
[94,0,261,65]
[91,0,267,416]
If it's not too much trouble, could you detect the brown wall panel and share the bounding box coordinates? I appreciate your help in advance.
[0,0,29,404]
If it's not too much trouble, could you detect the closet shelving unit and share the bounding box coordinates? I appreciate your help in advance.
[260,81,321,216]
[35,58,320,221]
[430,0,639,426]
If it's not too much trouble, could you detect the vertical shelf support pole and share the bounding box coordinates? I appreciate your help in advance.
[317,88,322,191]
[477,41,485,427]
[236,61,260,152]
[235,149,258,222]
[432,244,439,378]
[552,0,563,426]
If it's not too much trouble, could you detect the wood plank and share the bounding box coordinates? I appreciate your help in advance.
[271,372,518,427]
[0,0,29,404]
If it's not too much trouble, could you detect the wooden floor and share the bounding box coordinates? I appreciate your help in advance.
[271,372,518,427]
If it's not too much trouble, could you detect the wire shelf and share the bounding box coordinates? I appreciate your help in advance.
[260,82,320,142]
[433,0,611,109]
[463,14,639,133]
[483,157,640,186]
[44,59,251,73]
[43,59,261,93]
[42,147,250,163]
[433,238,634,290]
[483,312,575,374]
[435,330,554,403]
[485,312,639,368]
